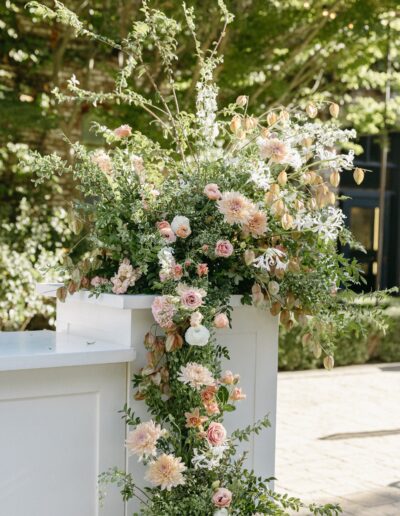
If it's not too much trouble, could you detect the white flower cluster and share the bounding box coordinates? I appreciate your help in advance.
[191,442,228,470]
[293,206,346,242]
[253,247,287,272]
[196,82,219,143]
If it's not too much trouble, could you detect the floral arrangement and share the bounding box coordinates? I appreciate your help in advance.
[22,1,374,514]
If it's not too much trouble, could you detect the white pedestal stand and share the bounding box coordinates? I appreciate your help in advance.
[0,284,279,516]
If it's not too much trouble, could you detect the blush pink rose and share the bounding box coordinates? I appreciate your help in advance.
[207,422,227,446]
[157,220,171,230]
[197,263,209,277]
[230,387,246,401]
[214,313,229,328]
[204,183,222,200]
[172,264,183,280]
[114,124,132,138]
[212,487,232,508]
[181,289,203,310]
[215,240,234,258]
[160,227,177,243]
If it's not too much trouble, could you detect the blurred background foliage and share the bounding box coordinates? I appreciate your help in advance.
[1,0,400,365]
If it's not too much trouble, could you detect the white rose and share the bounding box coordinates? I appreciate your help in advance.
[171,215,191,238]
[185,324,210,346]
[214,510,229,516]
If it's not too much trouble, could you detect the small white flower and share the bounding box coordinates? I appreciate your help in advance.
[185,325,210,346]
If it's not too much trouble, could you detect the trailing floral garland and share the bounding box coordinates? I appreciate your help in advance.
[24,1,374,514]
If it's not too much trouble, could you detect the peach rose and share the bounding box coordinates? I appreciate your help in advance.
[114,124,132,138]
[215,240,234,258]
[204,401,220,415]
[212,487,232,508]
[197,263,209,277]
[230,387,246,401]
[207,422,227,446]
[214,313,229,329]
[200,385,217,404]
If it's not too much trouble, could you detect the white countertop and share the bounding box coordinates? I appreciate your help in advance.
[36,283,244,309]
[0,330,135,372]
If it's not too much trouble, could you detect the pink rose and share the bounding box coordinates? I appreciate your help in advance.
[197,263,209,277]
[207,422,227,446]
[204,183,222,200]
[185,259,192,267]
[160,227,177,243]
[215,240,234,258]
[214,313,229,329]
[114,124,132,138]
[181,289,204,310]
[212,487,232,508]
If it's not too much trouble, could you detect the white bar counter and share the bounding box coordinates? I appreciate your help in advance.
[0,330,135,371]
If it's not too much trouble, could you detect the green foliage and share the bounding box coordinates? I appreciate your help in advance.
[279,293,400,371]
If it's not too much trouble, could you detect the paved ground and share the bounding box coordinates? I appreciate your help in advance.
[275,362,400,515]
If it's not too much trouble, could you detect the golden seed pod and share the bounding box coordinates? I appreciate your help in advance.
[236,128,247,139]
[308,198,317,210]
[353,167,365,185]
[313,174,324,185]
[288,258,300,273]
[260,127,270,138]
[281,212,293,230]
[264,191,275,206]
[285,318,295,331]
[270,301,282,316]
[286,292,296,309]
[270,183,281,195]
[244,249,256,265]
[272,199,285,216]
[165,332,184,352]
[306,102,318,118]
[302,172,312,184]
[302,137,314,148]
[277,170,288,186]
[275,267,285,280]
[243,116,258,131]
[279,110,290,122]
[267,111,278,126]
[294,199,304,211]
[236,95,248,107]
[330,170,340,187]
[327,191,336,205]
[313,342,322,359]
[230,115,242,133]
[323,355,335,370]
[280,309,292,324]
[329,102,340,118]
[302,332,312,346]
[56,286,68,303]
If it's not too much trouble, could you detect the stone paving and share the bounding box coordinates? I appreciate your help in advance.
[275,362,400,515]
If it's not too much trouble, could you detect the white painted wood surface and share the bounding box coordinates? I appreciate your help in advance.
[0,284,279,515]
[0,364,127,516]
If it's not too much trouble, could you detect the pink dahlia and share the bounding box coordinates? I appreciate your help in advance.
[145,454,186,491]
[91,150,112,175]
[178,362,215,390]
[125,420,166,461]
[217,191,254,225]
[259,137,288,163]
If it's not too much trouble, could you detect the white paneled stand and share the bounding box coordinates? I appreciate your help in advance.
[0,283,279,516]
